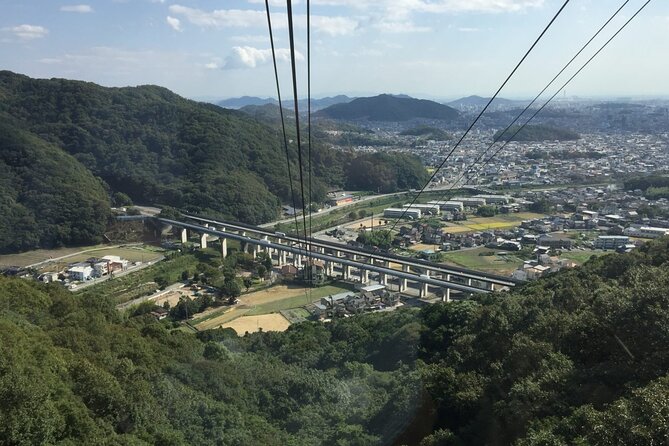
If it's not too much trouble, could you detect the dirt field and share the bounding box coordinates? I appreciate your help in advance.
[153,288,196,307]
[222,314,291,335]
[442,212,546,234]
[408,243,439,252]
[0,244,162,269]
[344,215,389,230]
[193,283,351,331]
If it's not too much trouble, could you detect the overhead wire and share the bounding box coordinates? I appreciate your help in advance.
[465,0,653,192]
[426,0,632,211]
[286,0,313,286]
[307,0,313,293]
[388,0,572,232]
[263,0,302,244]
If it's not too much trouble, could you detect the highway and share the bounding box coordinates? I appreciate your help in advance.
[158,217,498,295]
[177,214,519,288]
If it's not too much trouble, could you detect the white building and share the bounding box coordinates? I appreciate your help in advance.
[623,226,669,239]
[451,197,487,207]
[473,194,511,204]
[384,208,421,219]
[403,203,440,215]
[594,235,630,249]
[68,265,93,281]
[426,200,464,212]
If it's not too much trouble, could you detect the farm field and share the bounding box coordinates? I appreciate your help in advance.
[222,314,291,335]
[0,244,162,270]
[193,283,352,330]
[443,212,546,234]
[439,247,524,275]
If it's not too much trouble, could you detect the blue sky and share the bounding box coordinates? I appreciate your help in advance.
[1,0,667,100]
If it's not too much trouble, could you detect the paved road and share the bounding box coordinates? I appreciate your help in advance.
[259,191,409,228]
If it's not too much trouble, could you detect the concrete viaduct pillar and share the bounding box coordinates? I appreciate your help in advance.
[200,233,208,249]
[180,228,188,244]
[420,282,429,298]
[343,264,351,280]
[379,262,388,285]
[279,250,287,266]
[361,268,369,283]
[443,288,451,303]
[400,264,410,292]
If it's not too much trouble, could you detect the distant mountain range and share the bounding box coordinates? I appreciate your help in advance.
[315,94,459,122]
[447,95,521,109]
[217,95,354,111]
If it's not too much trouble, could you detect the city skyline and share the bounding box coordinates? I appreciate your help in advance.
[2,0,668,100]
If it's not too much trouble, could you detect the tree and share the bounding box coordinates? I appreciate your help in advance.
[256,265,267,279]
[529,198,552,214]
[181,270,190,281]
[223,279,242,298]
[476,205,497,217]
[112,191,133,207]
[243,277,253,292]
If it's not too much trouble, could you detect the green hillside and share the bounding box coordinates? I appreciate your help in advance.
[400,125,452,140]
[3,236,669,443]
[493,124,580,142]
[0,71,327,225]
[316,94,460,122]
[0,119,109,252]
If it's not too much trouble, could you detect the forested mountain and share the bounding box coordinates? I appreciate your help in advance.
[219,95,353,111]
[217,96,277,108]
[316,94,460,122]
[0,118,109,253]
[0,71,429,251]
[447,95,519,109]
[493,124,581,142]
[3,236,669,444]
[400,125,452,140]
[0,71,314,225]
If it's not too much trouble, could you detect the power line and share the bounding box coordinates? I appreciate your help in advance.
[427,0,632,211]
[471,0,653,190]
[388,0,571,232]
[307,0,313,244]
[286,0,312,283]
[263,0,302,245]
[307,0,313,294]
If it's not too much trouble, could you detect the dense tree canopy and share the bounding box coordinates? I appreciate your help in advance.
[345,152,429,193]
[0,71,430,252]
[3,237,669,444]
[0,119,109,252]
[494,124,580,142]
[0,71,333,226]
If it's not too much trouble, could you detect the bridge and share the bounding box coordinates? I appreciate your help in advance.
[157,215,520,300]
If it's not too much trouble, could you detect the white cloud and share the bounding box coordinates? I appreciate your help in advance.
[312,0,543,13]
[311,16,358,36]
[39,58,62,64]
[3,24,49,40]
[224,45,303,69]
[166,16,182,31]
[458,27,480,32]
[169,5,358,36]
[169,5,266,28]
[60,4,93,13]
[374,21,430,33]
[229,34,268,43]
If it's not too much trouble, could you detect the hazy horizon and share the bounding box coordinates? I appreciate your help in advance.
[2,1,668,100]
